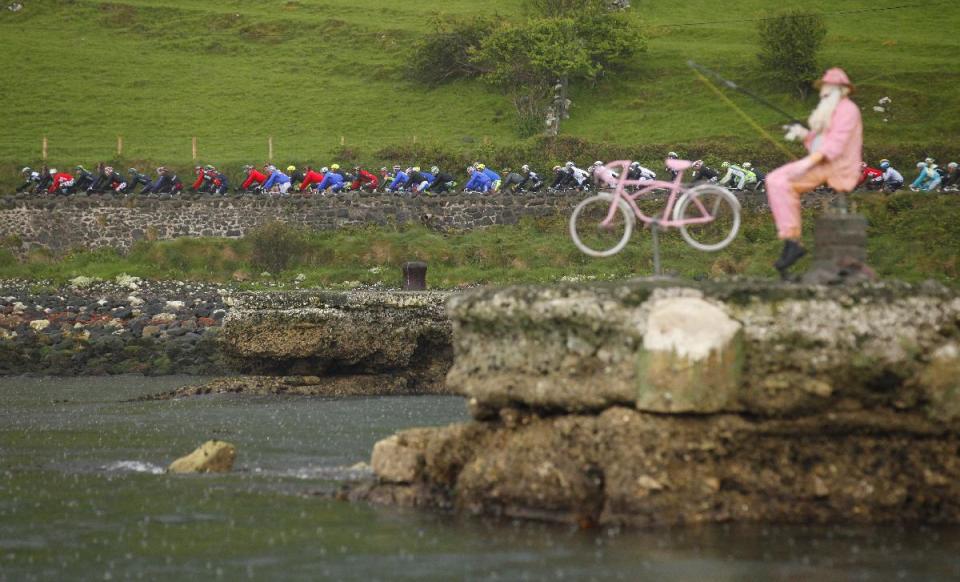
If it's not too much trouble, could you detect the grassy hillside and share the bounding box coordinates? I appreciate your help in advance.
[2,194,957,287]
[2,0,958,183]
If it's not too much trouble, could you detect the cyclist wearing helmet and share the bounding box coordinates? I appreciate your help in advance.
[500,167,525,194]
[17,166,41,193]
[856,162,884,191]
[691,160,719,183]
[48,168,76,195]
[387,165,410,193]
[262,165,292,195]
[424,166,456,194]
[73,165,95,192]
[297,166,324,192]
[665,151,681,181]
[316,168,345,193]
[943,162,959,191]
[516,165,543,192]
[877,159,903,192]
[240,165,268,192]
[350,166,379,191]
[464,166,492,193]
[476,163,501,193]
[126,168,152,194]
[286,165,305,185]
[910,161,941,192]
[407,166,431,193]
[719,162,752,190]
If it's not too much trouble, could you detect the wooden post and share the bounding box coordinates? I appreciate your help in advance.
[412,135,417,145]
[42,136,47,161]
[340,135,345,146]
[268,136,274,161]
[192,137,198,161]
[117,135,123,157]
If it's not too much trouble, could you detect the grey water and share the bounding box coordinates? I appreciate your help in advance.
[2,376,959,581]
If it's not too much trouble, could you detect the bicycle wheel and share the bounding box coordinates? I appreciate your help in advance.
[673,185,741,251]
[569,193,634,257]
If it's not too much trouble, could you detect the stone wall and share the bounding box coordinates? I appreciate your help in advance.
[0,191,787,252]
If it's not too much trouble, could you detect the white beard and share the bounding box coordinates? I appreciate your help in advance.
[808,86,844,134]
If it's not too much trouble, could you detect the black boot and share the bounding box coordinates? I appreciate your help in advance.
[774,239,806,279]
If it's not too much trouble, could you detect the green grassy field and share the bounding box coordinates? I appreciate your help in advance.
[2,194,956,287]
[2,0,958,188]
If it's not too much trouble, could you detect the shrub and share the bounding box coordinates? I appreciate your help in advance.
[757,10,827,99]
[407,17,495,86]
[248,221,307,274]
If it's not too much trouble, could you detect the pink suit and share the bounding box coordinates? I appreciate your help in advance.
[766,97,863,239]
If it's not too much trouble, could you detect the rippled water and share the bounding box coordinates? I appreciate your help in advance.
[2,376,959,581]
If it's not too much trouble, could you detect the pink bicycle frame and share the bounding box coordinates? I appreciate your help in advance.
[595,160,715,229]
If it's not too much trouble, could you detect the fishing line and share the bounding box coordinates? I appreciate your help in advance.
[689,67,798,161]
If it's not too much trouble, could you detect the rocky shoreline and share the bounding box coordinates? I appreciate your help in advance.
[0,279,457,389]
[353,278,960,527]
[0,278,229,375]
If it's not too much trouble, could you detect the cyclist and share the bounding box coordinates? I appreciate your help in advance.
[878,160,903,192]
[477,163,501,193]
[910,161,941,192]
[408,167,431,193]
[719,162,753,190]
[73,165,95,192]
[48,169,76,195]
[296,167,324,192]
[463,166,492,193]
[627,162,656,183]
[17,166,41,193]
[350,166,379,192]
[516,165,543,192]
[424,166,456,194]
[500,168,525,194]
[316,169,345,193]
[857,162,884,191]
[126,168,152,194]
[385,165,409,193]
[665,151,681,181]
[943,162,959,192]
[240,165,268,192]
[566,161,590,191]
[691,160,718,183]
[262,165,292,194]
[143,166,183,195]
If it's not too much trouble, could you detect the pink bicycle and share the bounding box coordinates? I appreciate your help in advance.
[569,159,741,257]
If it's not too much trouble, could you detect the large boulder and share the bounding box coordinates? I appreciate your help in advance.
[168,440,237,474]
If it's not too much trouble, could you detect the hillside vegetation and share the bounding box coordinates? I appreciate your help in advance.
[2,0,958,186]
[1,194,957,287]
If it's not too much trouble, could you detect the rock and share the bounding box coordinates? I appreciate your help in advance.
[371,434,424,483]
[168,440,237,474]
[919,343,960,423]
[164,300,185,312]
[141,325,161,338]
[29,319,50,331]
[636,296,743,413]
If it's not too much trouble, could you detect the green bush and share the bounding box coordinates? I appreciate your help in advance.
[407,17,495,87]
[247,221,307,274]
[757,10,827,98]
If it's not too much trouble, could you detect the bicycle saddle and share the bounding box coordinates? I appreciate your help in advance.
[665,159,693,171]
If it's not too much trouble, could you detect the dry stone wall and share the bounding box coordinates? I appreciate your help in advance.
[0,191,782,252]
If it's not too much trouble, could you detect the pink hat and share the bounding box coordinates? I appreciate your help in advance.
[815,67,855,92]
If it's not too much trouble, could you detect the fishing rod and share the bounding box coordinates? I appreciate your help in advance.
[687,61,807,128]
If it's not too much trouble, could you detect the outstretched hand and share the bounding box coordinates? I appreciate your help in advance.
[783,123,809,142]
